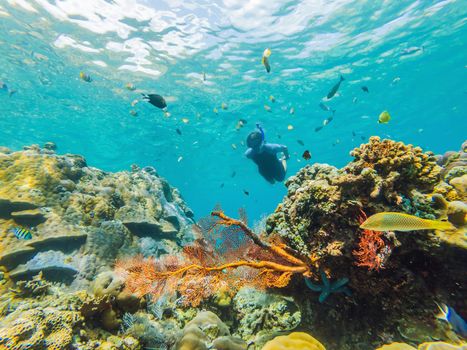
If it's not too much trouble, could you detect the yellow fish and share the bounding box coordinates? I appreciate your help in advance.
[262,48,271,73]
[221,102,228,110]
[378,110,391,124]
[79,71,92,82]
[360,212,455,232]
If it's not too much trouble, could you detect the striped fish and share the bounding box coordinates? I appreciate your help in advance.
[11,227,32,240]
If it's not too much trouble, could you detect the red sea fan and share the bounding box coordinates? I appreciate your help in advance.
[353,210,388,271]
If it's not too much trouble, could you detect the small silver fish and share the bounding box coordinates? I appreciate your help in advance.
[319,102,335,113]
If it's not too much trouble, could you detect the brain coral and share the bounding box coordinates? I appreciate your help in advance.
[261,332,326,350]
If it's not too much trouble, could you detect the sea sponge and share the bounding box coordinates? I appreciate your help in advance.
[91,271,125,298]
[418,342,467,349]
[375,343,416,350]
[261,332,326,350]
[175,311,231,350]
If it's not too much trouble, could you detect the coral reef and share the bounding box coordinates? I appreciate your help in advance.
[265,138,466,349]
[0,144,194,288]
[0,139,465,350]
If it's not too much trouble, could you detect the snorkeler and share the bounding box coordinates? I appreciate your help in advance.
[245,124,289,184]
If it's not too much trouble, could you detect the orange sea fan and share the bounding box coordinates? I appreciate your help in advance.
[115,209,314,307]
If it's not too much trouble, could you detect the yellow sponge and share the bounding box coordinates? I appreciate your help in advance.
[261,332,326,350]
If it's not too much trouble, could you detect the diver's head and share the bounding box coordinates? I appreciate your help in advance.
[247,131,263,149]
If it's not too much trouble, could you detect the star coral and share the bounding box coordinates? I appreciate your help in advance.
[0,307,81,350]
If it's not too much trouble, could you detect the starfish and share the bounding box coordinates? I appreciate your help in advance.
[305,269,351,303]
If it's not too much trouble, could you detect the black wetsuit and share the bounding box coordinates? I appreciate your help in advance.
[245,143,287,184]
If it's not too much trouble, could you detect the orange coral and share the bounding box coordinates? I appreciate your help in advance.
[115,210,313,307]
[353,210,390,271]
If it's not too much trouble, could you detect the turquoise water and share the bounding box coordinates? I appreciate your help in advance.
[0,0,466,221]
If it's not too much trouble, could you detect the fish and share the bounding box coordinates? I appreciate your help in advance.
[264,105,272,112]
[319,102,335,113]
[213,108,218,114]
[164,111,171,118]
[352,97,358,103]
[302,150,311,160]
[287,125,294,130]
[315,126,323,132]
[297,140,304,146]
[360,212,456,232]
[262,48,271,73]
[392,77,401,85]
[131,99,139,107]
[181,118,189,124]
[177,156,183,162]
[79,71,92,82]
[11,227,32,240]
[436,303,467,338]
[220,183,224,188]
[236,119,247,130]
[129,110,138,117]
[89,211,95,219]
[125,83,136,91]
[378,110,391,124]
[323,116,333,126]
[203,72,206,81]
[327,75,344,99]
[176,128,182,135]
[231,171,236,178]
[0,81,8,91]
[352,131,356,137]
[401,46,423,56]
[142,94,167,109]
[361,86,369,93]
[243,189,249,196]
[289,107,295,115]
[269,95,275,103]
[221,102,228,110]
[231,144,237,150]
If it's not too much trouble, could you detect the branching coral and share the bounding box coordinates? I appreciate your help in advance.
[115,210,315,307]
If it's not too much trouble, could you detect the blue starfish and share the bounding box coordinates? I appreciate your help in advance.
[305,269,352,303]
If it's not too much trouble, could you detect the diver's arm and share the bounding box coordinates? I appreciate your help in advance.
[245,148,253,159]
[282,146,290,160]
[266,144,289,159]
